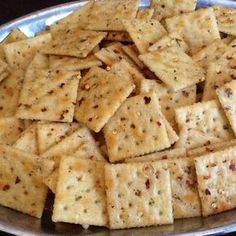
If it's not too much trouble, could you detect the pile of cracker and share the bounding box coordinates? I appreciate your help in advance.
[0,0,236,230]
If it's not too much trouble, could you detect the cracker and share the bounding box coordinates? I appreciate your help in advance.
[187,139,236,158]
[165,8,220,54]
[86,0,139,31]
[140,79,196,127]
[49,55,102,71]
[216,80,236,135]
[0,145,48,218]
[169,157,201,219]
[202,41,236,101]
[37,122,79,154]
[42,30,106,58]
[192,39,227,69]
[3,33,51,70]
[121,45,145,69]
[0,58,9,82]
[148,32,189,53]
[13,124,38,155]
[214,6,236,36]
[43,169,58,194]
[16,68,80,122]
[175,100,234,149]
[105,32,132,42]
[151,0,196,21]
[74,66,135,132]
[139,46,205,91]
[122,19,167,54]
[194,147,236,216]
[136,8,154,20]
[95,43,135,66]
[126,148,186,163]
[103,93,171,162]
[105,161,173,229]
[0,117,24,145]
[52,157,107,226]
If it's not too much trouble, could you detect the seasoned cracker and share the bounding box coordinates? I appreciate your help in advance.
[194,147,236,216]
[86,0,139,31]
[169,157,201,219]
[175,100,234,149]
[136,8,154,20]
[216,80,236,135]
[165,8,220,54]
[123,19,167,54]
[139,46,205,91]
[104,93,171,162]
[75,66,135,132]
[52,157,107,226]
[105,161,173,229]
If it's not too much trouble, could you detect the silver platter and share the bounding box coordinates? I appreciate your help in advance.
[1,0,236,235]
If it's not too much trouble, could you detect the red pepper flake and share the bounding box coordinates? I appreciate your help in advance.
[205,188,211,195]
[186,179,194,188]
[78,97,85,106]
[157,121,162,126]
[145,179,150,189]
[15,176,21,184]
[3,184,10,191]
[143,96,151,104]
[203,175,211,180]
[161,155,168,160]
[229,162,236,171]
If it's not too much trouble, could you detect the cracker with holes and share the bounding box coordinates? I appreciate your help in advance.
[122,19,167,54]
[165,8,220,54]
[13,124,38,155]
[216,80,236,135]
[151,0,197,21]
[213,6,236,36]
[104,93,171,162]
[139,47,205,91]
[49,55,102,71]
[0,58,9,82]
[105,161,173,229]
[140,79,196,127]
[3,33,51,70]
[175,100,234,149]
[187,139,236,157]
[105,31,132,42]
[168,157,201,219]
[86,0,139,31]
[126,148,186,163]
[37,122,79,154]
[16,68,80,122]
[148,32,189,53]
[194,147,236,216]
[52,157,108,226]
[42,30,106,58]
[75,66,135,132]
[136,8,154,20]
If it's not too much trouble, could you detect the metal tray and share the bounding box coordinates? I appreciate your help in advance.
[1,0,236,235]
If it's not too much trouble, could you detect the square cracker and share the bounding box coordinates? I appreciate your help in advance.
[202,40,236,101]
[52,157,107,226]
[122,19,167,54]
[74,66,135,132]
[194,146,236,216]
[126,148,186,163]
[13,124,38,155]
[168,157,201,219]
[105,161,173,229]
[49,55,102,71]
[42,30,106,58]
[136,8,154,20]
[0,58,9,83]
[85,0,139,31]
[151,0,196,21]
[213,6,236,36]
[192,39,227,69]
[175,100,234,149]
[3,33,51,70]
[37,122,79,154]
[0,145,48,218]
[16,68,80,122]
[103,93,171,162]
[187,139,236,158]
[148,32,189,53]
[139,46,205,91]
[140,79,196,127]
[216,80,236,135]
[0,117,25,145]
[165,8,220,54]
